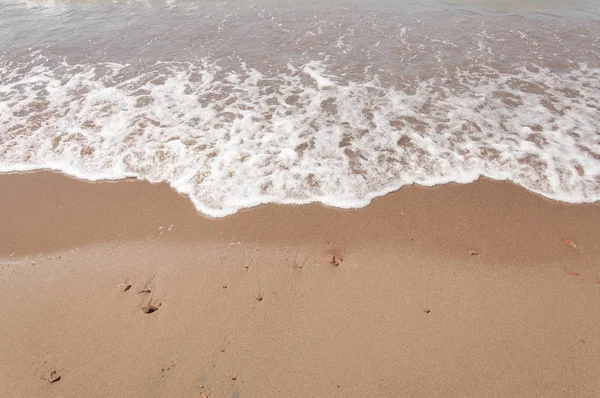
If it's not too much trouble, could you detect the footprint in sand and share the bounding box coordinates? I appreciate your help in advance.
[142,304,160,314]
[139,276,161,313]
[119,274,162,314]
[160,361,176,377]
[41,370,61,383]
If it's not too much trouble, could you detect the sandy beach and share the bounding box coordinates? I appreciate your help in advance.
[2,0,600,396]
[1,171,599,397]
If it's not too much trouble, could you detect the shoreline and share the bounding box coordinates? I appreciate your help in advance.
[1,171,599,397]
[1,170,599,260]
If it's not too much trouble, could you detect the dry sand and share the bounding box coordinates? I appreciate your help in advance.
[1,171,599,397]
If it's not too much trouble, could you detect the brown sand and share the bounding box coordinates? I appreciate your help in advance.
[1,171,599,397]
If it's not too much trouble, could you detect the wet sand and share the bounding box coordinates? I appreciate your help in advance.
[1,171,599,397]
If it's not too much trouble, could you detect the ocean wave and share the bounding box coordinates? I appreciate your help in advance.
[1,53,599,216]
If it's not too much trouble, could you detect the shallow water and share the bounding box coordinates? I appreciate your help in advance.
[1,0,599,216]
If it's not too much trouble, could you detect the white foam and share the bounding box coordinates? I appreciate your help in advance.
[1,54,599,217]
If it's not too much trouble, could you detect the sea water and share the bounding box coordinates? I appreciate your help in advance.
[1,0,599,216]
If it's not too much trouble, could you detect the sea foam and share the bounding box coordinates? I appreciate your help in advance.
[1,53,599,217]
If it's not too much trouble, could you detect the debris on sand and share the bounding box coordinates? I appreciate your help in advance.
[256,294,263,302]
[160,361,176,376]
[424,309,431,313]
[327,254,343,266]
[562,238,577,248]
[118,283,132,292]
[468,250,479,256]
[137,288,151,294]
[567,271,580,276]
[41,371,61,383]
[142,305,159,314]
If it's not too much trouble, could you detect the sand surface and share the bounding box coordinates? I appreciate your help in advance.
[1,172,599,397]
